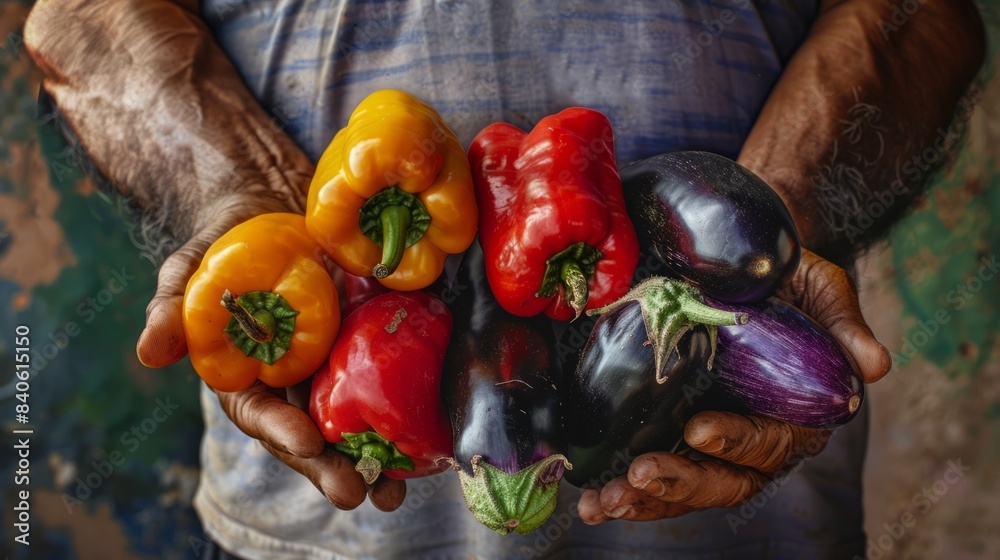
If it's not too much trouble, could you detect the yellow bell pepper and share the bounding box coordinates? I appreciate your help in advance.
[183,213,340,392]
[305,89,477,291]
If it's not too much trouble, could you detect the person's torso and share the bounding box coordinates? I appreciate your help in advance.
[193,2,869,559]
[202,0,817,161]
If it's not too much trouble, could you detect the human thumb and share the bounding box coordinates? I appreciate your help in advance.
[136,223,230,367]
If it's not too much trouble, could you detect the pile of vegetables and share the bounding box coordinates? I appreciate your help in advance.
[180,90,865,535]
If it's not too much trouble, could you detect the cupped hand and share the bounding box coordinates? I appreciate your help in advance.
[135,188,299,369]
[579,248,891,524]
[135,187,407,511]
[213,380,407,512]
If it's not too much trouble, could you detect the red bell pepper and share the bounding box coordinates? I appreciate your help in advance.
[309,291,453,483]
[468,108,640,321]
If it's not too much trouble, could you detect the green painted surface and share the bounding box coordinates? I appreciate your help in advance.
[888,2,1000,380]
[1,2,203,557]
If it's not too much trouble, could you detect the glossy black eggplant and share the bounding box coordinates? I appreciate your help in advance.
[563,300,735,488]
[441,241,568,535]
[621,151,800,303]
[709,297,864,428]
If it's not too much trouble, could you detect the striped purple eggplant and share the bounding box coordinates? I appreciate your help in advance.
[709,297,864,428]
[584,277,864,431]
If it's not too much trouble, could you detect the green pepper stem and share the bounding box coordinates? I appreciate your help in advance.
[358,187,432,275]
[535,243,603,319]
[334,431,415,484]
[354,443,389,485]
[222,291,298,365]
[221,289,274,343]
[372,205,411,279]
[560,261,589,320]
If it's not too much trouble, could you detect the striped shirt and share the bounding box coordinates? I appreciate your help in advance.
[194,2,869,558]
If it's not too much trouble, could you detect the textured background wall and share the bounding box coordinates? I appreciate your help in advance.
[861,3,1000,557]
[0,2,203,558]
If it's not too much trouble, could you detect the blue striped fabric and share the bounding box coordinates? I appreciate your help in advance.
[202,1,815,162]
[192,2,871,559]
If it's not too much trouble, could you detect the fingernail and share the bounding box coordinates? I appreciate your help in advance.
[642,479,665,497]
[697,436,725,453]
[607,505,631,519]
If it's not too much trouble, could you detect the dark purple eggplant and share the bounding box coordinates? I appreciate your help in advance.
[563,300,734,488]
[621,151,800,303]
[441,241,568,535]
[709,297,864,427]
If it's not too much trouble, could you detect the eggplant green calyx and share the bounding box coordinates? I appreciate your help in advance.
[335,431,415,484]
[537,242,603,320]
[588,277,748,383]
[222,290,299,365]
[457,454,571,535]
[360,187,432,278]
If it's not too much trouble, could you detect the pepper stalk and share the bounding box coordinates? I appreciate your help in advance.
[359,187,432,279]
[221,289,299,365]
[536,242,603,320]
[335,431,415,484]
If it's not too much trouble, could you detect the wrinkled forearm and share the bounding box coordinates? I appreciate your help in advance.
[738,0,985,263]
[24,0,314,243]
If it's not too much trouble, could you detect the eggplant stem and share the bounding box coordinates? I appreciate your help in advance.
[682,300,748,327]
[595,277,748,382]
[456,454,571,535]
[655,326,694,384]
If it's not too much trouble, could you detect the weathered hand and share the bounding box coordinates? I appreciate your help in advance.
[578,248,891,524]
[213,380,407,512]
[133,187,407,511]
[134,188,302,369]
[26,0,405,514]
